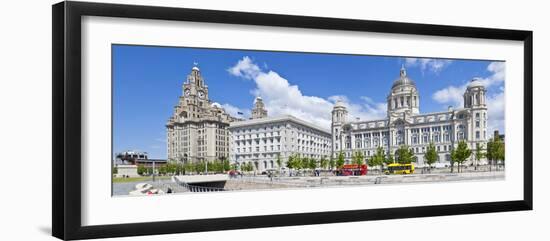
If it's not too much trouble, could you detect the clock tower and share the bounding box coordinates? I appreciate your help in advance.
[167,63,237,164]
[183,63,209,103]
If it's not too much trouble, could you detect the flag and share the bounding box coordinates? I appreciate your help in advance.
[237,112,243,115]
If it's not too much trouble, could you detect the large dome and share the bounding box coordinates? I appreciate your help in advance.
[467,77,484,88]
[334,100,346,108]
[392,66,416,89]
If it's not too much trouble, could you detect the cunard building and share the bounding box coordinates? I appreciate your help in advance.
[166,65,239,163]
[229,97,332,171]
[332,66,489,167]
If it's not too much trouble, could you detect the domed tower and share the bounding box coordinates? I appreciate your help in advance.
[464,78,488,141]
[331,100,348,156]
[464,78,486,108]
[387,65,420,117]
[183,63,209,102]
[251,96,268,119]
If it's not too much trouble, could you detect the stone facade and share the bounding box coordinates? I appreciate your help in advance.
[332,66,488,167]
[229,114,332,172]
[251,97,268,119]
[166,65,239,163]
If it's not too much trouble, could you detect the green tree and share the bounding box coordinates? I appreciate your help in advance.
[320,157,329,170]
[112,166,118,175]
[286,154,301,175]
[492,136,505,169]
[300,157,309,170]
[384,151,395,166]
[474,143,485,171]
[308,158,317,170]
[369,147,385,174]
[184,162,196,175]
[329,158,336,171]
[242,162,254,172]
[276,154,283,176]
[396,145,415,164]
[336,151,346,169]
[158,165,167,175]
[286,155,294,169]
[167,163,177,175]
[424,142,438,173]
[195,161,206,174]
[137,164,146,176]
[451,140,472,173]
[486,139,494,171]
[352,151,365,166]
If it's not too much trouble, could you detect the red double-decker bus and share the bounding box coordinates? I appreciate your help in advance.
[339,164,368,176]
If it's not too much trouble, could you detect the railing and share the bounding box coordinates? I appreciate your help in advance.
[173,177,227,192]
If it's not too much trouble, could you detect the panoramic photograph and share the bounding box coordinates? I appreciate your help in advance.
[112,45,506,196]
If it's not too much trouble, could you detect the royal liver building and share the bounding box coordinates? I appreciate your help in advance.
[166,65,239,163]
[331,66,488,167]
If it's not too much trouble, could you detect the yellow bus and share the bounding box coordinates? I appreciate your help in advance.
[385,163,415,174]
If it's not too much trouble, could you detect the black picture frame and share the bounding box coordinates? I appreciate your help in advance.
[52,1,533,240]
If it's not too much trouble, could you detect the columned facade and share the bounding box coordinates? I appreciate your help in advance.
[332,67,488,167]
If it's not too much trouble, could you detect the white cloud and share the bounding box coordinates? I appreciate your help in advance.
[221,103,251,119]
[228,57,387,129]
[432,61,505,108]
[432,85,465,107]
[227,56,261,80]
[405,58,453,74]
[486,89,505,134]
[432,61,506,133]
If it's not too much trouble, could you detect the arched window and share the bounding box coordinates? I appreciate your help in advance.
[458,132,465,140]
[412,135,418,144]
[433,132,440,143]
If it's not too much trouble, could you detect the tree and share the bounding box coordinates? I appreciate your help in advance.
[286,154,301,176]
[165,162,177,175]
[276,154,283,176]
[424,143,438,173]
[384,151,395,166]
[329,158,336,171]
[451,140,472,173]
[336,151,346,169]
[320,157,329,170]
[195,161,206,174]
[137,164,147,176]
[242,162,254,172]
[396,145,415,164]
[485,138,495,171]
[276,154,282,169]
[492,136,505,169]
[474,143,485,171]
[300,157,309,171]
[497,139,505,168]
[352,151,365,166]
[184,162,196,175]
[308,158,318,170]
[369,147,385,174]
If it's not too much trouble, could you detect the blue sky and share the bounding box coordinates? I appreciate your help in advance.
[113,45,505,158]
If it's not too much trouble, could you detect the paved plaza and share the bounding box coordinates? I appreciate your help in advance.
[113,169,505,196]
